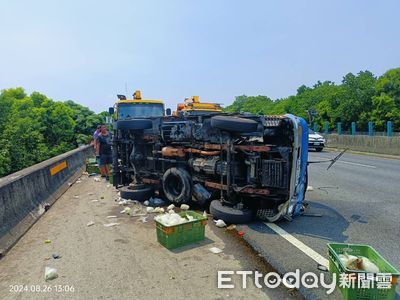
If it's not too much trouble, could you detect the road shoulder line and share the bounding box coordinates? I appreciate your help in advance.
[264,222,329,268]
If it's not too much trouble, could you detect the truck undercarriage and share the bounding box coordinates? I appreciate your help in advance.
[112,111,307,223]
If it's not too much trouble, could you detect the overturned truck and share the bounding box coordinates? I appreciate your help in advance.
[111,93,309,223]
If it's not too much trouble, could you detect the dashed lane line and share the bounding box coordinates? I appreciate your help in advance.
[313,156,377,169]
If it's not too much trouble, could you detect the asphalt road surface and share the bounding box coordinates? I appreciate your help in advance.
[238,150,400,299]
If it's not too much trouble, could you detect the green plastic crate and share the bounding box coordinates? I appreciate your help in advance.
[87,157,97,164]
[328,243,399,300]
[155,211,207,250]
[86,164,99,174]
[86,157,99,174]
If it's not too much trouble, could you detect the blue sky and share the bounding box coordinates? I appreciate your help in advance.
[1,0,399,112]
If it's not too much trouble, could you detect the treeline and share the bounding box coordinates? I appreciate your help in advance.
[225,68,400,132]
[0,88,107,177]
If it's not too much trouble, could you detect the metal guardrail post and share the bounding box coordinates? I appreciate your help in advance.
[368,122,374,136]
[337,122,342,135]
[387,121,393,137]
[324,121,329,134]
[351,122,356,136]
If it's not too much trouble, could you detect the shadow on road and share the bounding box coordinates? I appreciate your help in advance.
[278,201,349,242]
[246,201,350,243]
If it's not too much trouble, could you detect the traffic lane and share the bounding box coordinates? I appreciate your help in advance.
[308,150,399,223]
[310,149,400,172]
[304,158,400,270]
[308,150,399,211]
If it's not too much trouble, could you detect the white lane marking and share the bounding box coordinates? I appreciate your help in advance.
[264,222,329,268]
[313,156,376,169]
[337,160,376,169]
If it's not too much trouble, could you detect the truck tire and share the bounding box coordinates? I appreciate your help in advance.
[210,116,258,133]
[209,200,253,224]
[114,119,152,130]
[162,168,192,204]
[119,185,154,201]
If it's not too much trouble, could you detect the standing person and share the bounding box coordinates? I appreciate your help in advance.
[93,125,101,148]
[93,125,104,176]
[96,125,113,180]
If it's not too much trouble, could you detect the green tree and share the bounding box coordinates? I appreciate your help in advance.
[0,88,106,177]
[370,93,400,131]
[375,68,400,107]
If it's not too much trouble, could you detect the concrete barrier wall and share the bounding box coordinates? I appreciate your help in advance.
[325,134,400,156]
[0,146,93,256]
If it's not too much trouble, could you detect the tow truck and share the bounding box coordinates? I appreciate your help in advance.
[174,96,222,116]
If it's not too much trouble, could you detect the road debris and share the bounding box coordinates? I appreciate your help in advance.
[154,207,165,213]
[238,231,245,237]
[167,204,175,210]
[44,240,51,244]
[226,224,236,230]
[146,207,155,213]
[180,204,190,210]
[209,247,223,254]
[214,219,227,228]
[76,180,82,184]
[307,185,314,191]
[131,213,146,217]
[103,223,119,227]
[73,195,80,199]
[139,216,148,223]
[88,192,94,195]
[94,178,101,182]
[90,200,99,203]
[87,221,95,227]
[106,215,118,219]
[44,267,58,281]
[143,200,149,206]
[120,207,132,215]
[118,199,128,205]
[52,254,61,259]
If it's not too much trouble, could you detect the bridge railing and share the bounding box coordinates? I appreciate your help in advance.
[0,145,93,256]
[312,121,399,137]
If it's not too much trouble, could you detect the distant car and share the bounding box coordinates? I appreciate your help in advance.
[308,129,325,152]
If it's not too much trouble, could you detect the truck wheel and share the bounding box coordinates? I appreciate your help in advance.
[209,200,253,224]
[162,168,192,204]
[210,116,258,133]
[119,185,154,201]
[114,119,152,130]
